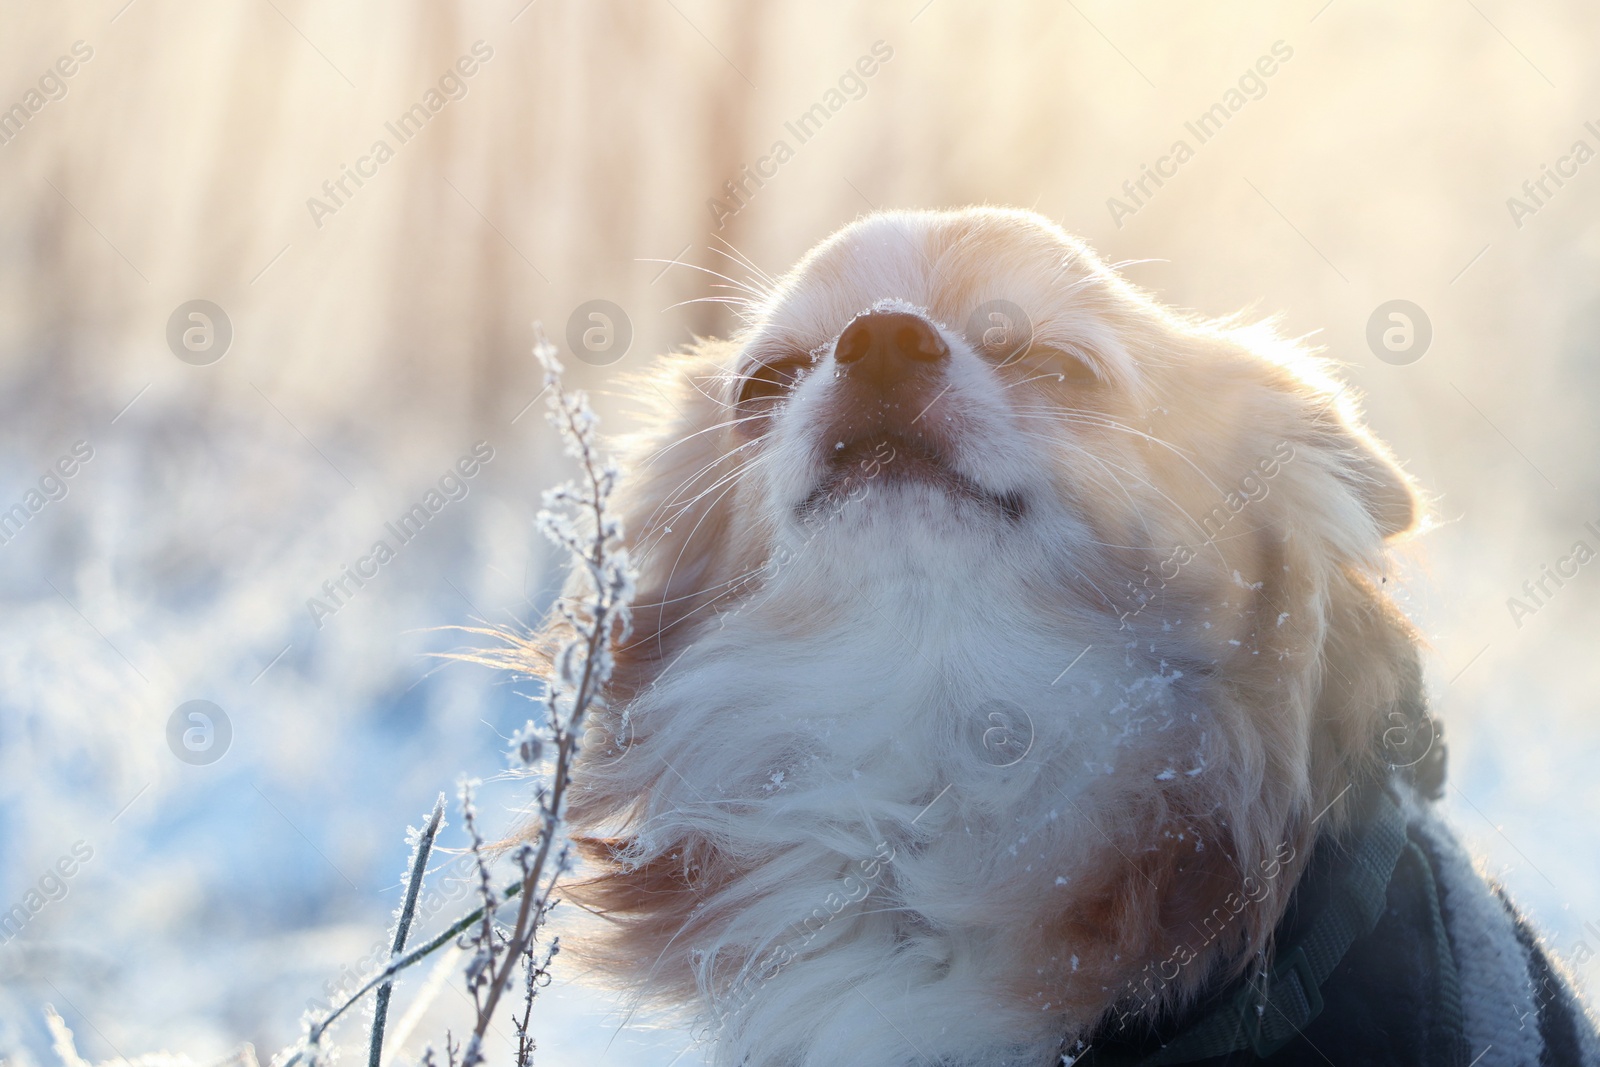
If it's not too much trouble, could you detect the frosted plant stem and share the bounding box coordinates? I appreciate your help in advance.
[368,794,446,1067]
[465,371,616,1064]
[284,334,632,1067]
[281,879,525,1067]
[457,335,630,1067]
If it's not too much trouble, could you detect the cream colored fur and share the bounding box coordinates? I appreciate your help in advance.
[551,208,1422,1067]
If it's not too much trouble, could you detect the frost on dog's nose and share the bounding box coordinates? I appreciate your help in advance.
[834,310,948,389]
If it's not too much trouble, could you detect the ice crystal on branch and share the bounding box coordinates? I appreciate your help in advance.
[272,331,636,1067]
[450,331,636,1067]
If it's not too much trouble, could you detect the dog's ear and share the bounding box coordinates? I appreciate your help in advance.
[1300,400,1419,539]
[1230,344,1422,549]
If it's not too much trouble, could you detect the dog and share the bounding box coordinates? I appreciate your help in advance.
[548,208,1600,1066]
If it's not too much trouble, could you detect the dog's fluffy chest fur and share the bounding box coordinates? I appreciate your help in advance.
[571,543,1226,1066]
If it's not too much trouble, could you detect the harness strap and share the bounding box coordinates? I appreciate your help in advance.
[1131,787,1410,1064]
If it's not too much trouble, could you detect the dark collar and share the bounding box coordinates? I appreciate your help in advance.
[1071,784,1410,1066]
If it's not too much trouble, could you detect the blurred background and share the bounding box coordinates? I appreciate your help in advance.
[1,0,1597,1063]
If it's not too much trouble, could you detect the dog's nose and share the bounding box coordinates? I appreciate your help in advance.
[834,311,948,386]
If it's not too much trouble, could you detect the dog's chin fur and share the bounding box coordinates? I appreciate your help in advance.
[544,207,1426,1067]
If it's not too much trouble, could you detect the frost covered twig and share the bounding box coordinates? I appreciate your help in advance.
[367,794,446,1067]
[453,332,635,1067]
[275,332,632,1067]
[277,877,528,1067]
[512,936,560,1067]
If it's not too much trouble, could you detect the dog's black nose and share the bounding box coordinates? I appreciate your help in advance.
[834,311,948,386]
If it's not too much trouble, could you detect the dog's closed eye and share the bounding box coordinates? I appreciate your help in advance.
[1020,344,1102,387]
[963,321,1101,387]
[736,352,813,412]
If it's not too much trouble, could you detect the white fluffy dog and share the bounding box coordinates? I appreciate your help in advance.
[542,208,1598,1067]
